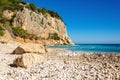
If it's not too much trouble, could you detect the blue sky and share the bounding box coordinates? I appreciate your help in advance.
[23,0,120,44]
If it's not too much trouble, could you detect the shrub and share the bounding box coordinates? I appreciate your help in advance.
[47,10,62,20]
[27,34,40,40]
[27,34,35,40]
[0,18,10,24]
[29,3,37,11]
[49,33,60,40]
[10,0,23,3]
[0,0,23,11]
[38,8,47,15]
[34,36,40,40]
[4,3,23,11]
[12,27,41,40]
[12,27,27,38]
[0,27,5,36]
[21,1,26,5]
[37,8,63,21]
[0,13,2,18]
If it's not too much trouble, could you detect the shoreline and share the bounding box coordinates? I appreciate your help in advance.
[0,44,120,80]
[46,44,120,54]
[46,47,120,54]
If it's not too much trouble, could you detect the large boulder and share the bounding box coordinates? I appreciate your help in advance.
[12,43,46,54]
[13,53,46,68]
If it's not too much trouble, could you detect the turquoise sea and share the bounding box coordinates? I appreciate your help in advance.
[48,44,120,53]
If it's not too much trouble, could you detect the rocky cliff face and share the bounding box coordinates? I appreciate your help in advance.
[12,8,73,45]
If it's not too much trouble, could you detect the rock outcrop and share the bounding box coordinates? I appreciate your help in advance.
[13,8,74,45]
[3,10,15,20]
[13,53,46,68]
[12,43,46,54]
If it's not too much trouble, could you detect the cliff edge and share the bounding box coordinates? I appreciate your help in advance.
[0,1,74,45]
[13,8,73,45]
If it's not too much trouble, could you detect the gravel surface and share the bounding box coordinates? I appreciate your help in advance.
[0,44,120,80]
[0,59,120,80]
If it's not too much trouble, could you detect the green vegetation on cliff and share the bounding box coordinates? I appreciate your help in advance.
[0,27,5,36]
[37,8,63,21]
[12,27,27,38]
[29,3,37,12]
[49,33,60,40]
[0,0,63,23]
[0,0,23,11]
[12,27,40,40]
[0,0,23,24]
[0,0,64,40]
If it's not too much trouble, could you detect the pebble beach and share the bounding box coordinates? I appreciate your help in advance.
[0,44,120,80]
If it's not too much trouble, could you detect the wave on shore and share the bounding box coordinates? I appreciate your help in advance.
[48,44,120,53]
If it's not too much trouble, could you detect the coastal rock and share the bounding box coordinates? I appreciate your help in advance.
[13,53,46,68]
[12,43,46,54]
[13,8,73,45]
[3,10,14,19]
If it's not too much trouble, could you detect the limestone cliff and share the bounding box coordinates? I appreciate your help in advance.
[12,8,73,45]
